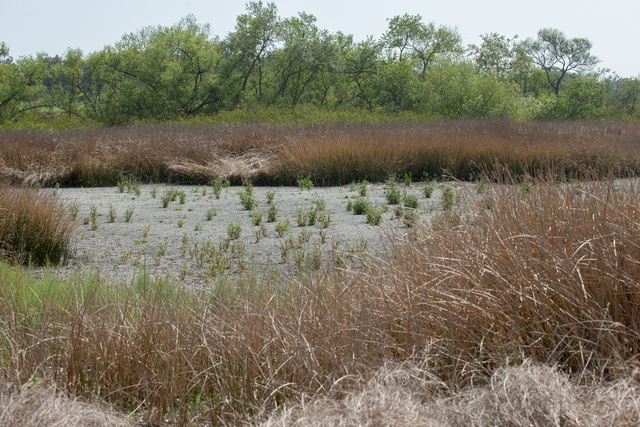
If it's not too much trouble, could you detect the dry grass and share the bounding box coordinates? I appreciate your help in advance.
[0,187,77,265]
[262,361,640,426]
[1,172,640,424]
[0,382,128,427]
[1,121,638,187]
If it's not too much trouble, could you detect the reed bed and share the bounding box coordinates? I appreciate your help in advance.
[1,121,638,187]
[0,187,76,265]
[1,173,639,424]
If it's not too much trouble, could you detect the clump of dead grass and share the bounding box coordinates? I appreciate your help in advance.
[0,382,128,427]
[261,361,640,426]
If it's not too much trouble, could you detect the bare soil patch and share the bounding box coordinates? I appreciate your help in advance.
[50,183,446,285]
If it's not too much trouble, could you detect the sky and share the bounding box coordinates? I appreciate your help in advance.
[1,0,639,77]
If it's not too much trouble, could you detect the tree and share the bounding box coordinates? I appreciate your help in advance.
[343,37,382,111]
[225,1,280,102]
[382,14,462,75]
[0,46,49,123]
[266,12,338,106]
[525,28,599,95]
[98,15,226,123]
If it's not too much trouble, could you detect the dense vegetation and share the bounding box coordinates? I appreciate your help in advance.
[1,1,639,129]
[2,173,640,425]
[1,121,638,188]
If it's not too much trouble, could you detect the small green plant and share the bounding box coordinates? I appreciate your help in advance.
[297,175,313,191]
[352,197,370,215]
[441,186,456,210]
[177,218,185,228]
[366,206,384,225]
[238,182,257,210]
[69,202,79,220]
[403,193,419,209]
[307,209,317,226]
[423,181,434,198]
[90,205,98,230]
[318,211,332,229]
[295,209,308,227]
[266,190,275,204]
[384,176,402,205]
[211,178,224,199]
[319,229,327,244]
[227,221,241,240]
[141,225,150,238]
[206,209,217,220]
[298,229,312,244]
[313,197,326,211]
[161,190,173,208]
[251,209,264,226]
[403,172,413,187]
[150,185,158,198]
[124,206,135,222]
[349,181,357,192]
[178,190,187,204]
[267,204,278,222]
[275,220,291,237]
[359,180,369,197]
[194,222,203,232]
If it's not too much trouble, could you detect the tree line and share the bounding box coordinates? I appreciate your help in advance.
[1,1,639,127]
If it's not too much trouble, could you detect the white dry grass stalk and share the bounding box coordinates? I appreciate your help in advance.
[261,361,640,426]
[0,382,128,427]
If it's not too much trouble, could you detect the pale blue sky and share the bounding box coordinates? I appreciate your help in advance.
[1,0,638,77]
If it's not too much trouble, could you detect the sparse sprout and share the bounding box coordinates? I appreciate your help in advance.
[441,186,456,210]
[206,209,217,220]
[69,202,79,220]
[251,209,264,226]
[423,181,434,198]
[177,218,185,228]
[267,204,278,222]
[141,225,150,238]
[124,206,135,222]
[275,220,291,237]
[106,205,116,224]
[403,172,413,187]
[359,180,369,197]
[266,190,275,204]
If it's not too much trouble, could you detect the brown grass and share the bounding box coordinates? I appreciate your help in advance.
[1,172,640,424]
[0,187,77,265]
[1,121,639,187]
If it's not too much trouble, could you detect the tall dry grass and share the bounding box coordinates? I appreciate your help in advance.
[0,187,76,265]
[1,174,640,424]
[1,121,639,187]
